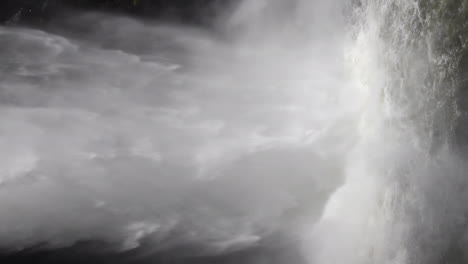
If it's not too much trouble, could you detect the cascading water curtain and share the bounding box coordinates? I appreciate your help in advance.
[311,1,468,263]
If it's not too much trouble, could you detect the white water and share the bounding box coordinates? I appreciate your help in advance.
[1,0,467,263]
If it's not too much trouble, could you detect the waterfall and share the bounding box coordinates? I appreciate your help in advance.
[305,1,467,263]
[0,0,468,263]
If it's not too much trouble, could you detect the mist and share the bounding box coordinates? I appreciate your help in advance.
[1,0,468,263]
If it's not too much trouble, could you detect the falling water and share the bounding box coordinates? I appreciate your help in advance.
[307,1,468,264]
[1,0,468,263]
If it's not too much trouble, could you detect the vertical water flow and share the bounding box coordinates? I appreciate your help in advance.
[231,0,468,263]
[0,0,467,262]
[310,1,468,264]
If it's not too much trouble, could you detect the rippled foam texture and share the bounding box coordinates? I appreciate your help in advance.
[2,0,468,263]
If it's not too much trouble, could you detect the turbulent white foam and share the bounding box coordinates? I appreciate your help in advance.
[1,0,467,263]
[304,1,468,264]
[0,4,351,257]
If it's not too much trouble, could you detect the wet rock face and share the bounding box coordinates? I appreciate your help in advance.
[0,0,233,25]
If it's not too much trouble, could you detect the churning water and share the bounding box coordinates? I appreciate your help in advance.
[1,0,468,263]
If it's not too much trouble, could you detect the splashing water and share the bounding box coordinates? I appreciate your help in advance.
[306,1,468,264]
[1,0,468,263]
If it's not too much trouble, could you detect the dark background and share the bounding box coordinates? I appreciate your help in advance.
[0,0,235,25]
[0,239,306,264]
